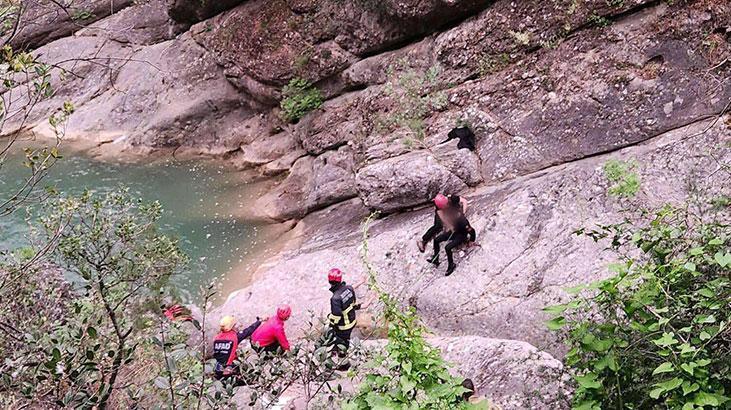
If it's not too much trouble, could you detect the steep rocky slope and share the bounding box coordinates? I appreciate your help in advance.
[4,0,730,407]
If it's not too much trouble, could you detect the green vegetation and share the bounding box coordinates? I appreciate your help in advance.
[71,9,95,21]
[510,30,532,46]
[478,52,511,77]
[280,77,323,122]
[293,48,313,71]
[345,214,488,409]
[547,206,730,410]
[711,195,731,210]
[603,159,641,197]
[2,193,485,408]
[232,317,369,407]
[376,63,449,147]
[588,13,612,28]
[1,190,188,407]
[150,286,242,408]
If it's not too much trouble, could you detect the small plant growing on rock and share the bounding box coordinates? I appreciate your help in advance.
[376,63,450,148]
[71,9,95,21]
[603,159,640,197]
[478,53,511,77]
[605,0,624,7]
[547,206,731,410]
[510,30,532,46]
[280,78,323,123]
[588,13,612,28]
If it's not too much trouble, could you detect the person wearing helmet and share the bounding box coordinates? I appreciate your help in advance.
[326,268,360,358]
[251,305,292,354]
[416,193,468,253]
[212,315,262,380]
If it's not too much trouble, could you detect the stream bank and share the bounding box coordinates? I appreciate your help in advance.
[0,139,287,301]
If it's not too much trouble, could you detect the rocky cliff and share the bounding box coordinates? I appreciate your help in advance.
[5,0,730,408]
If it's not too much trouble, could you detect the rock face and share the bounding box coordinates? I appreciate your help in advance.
[5,1,729,212]
[3,2,260,156]
[216,117,730,355]
[5,0,731,405]
[204,0,729,219]
[434,336,571,409]
[167,0,246,25]
[190,0,489,90]
[77,0,187,45]
[4,0,135,50]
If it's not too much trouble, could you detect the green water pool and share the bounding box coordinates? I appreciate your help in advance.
[0,145,271,301]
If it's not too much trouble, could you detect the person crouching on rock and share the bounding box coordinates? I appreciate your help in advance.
[428,195,476,276]
[416,193,468,253]
[325,268,360,369]
[251,305,292,355]
[213,315,262,380]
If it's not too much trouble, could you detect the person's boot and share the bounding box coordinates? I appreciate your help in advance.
[427,255,440,266]
[416,239,425,253]
[446,263,456,276]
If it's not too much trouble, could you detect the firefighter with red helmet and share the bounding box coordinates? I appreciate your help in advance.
[326,268,360,359]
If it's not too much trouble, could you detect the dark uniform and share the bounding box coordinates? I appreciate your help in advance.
[327,281,359,355]
[432,211,476,275]
[212,319,261,379]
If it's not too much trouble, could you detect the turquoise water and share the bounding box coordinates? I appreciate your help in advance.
[0,146,270,301]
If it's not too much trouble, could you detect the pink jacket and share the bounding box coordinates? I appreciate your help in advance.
[251,316,290,351]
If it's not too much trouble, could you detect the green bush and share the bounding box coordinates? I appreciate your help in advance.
[280,78,323,122]
[547,206,730,410]
[375,64,449,147]
[603,159,641,197]
[0,189,188,408]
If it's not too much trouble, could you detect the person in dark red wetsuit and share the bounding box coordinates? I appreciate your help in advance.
[213,315,261,379]
[251,305,292,354]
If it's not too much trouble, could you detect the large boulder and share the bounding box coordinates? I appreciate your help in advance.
[167,0,247,25]
[76,0,187,45]
[4,0,134,50]
[355,147,480,212]
[4,27,262,155]
[434,336,571,409]
[60,33,257,154]
[255,146,358,220]
[189,0,489,94]
[230,131,301,168]
[2,36,134,139]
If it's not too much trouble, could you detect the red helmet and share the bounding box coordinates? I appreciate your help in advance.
[328,268,343,282]
[277,305,292,321]
[433,193,448,209]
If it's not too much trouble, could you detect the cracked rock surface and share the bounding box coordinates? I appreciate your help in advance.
[4,0,731,407]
